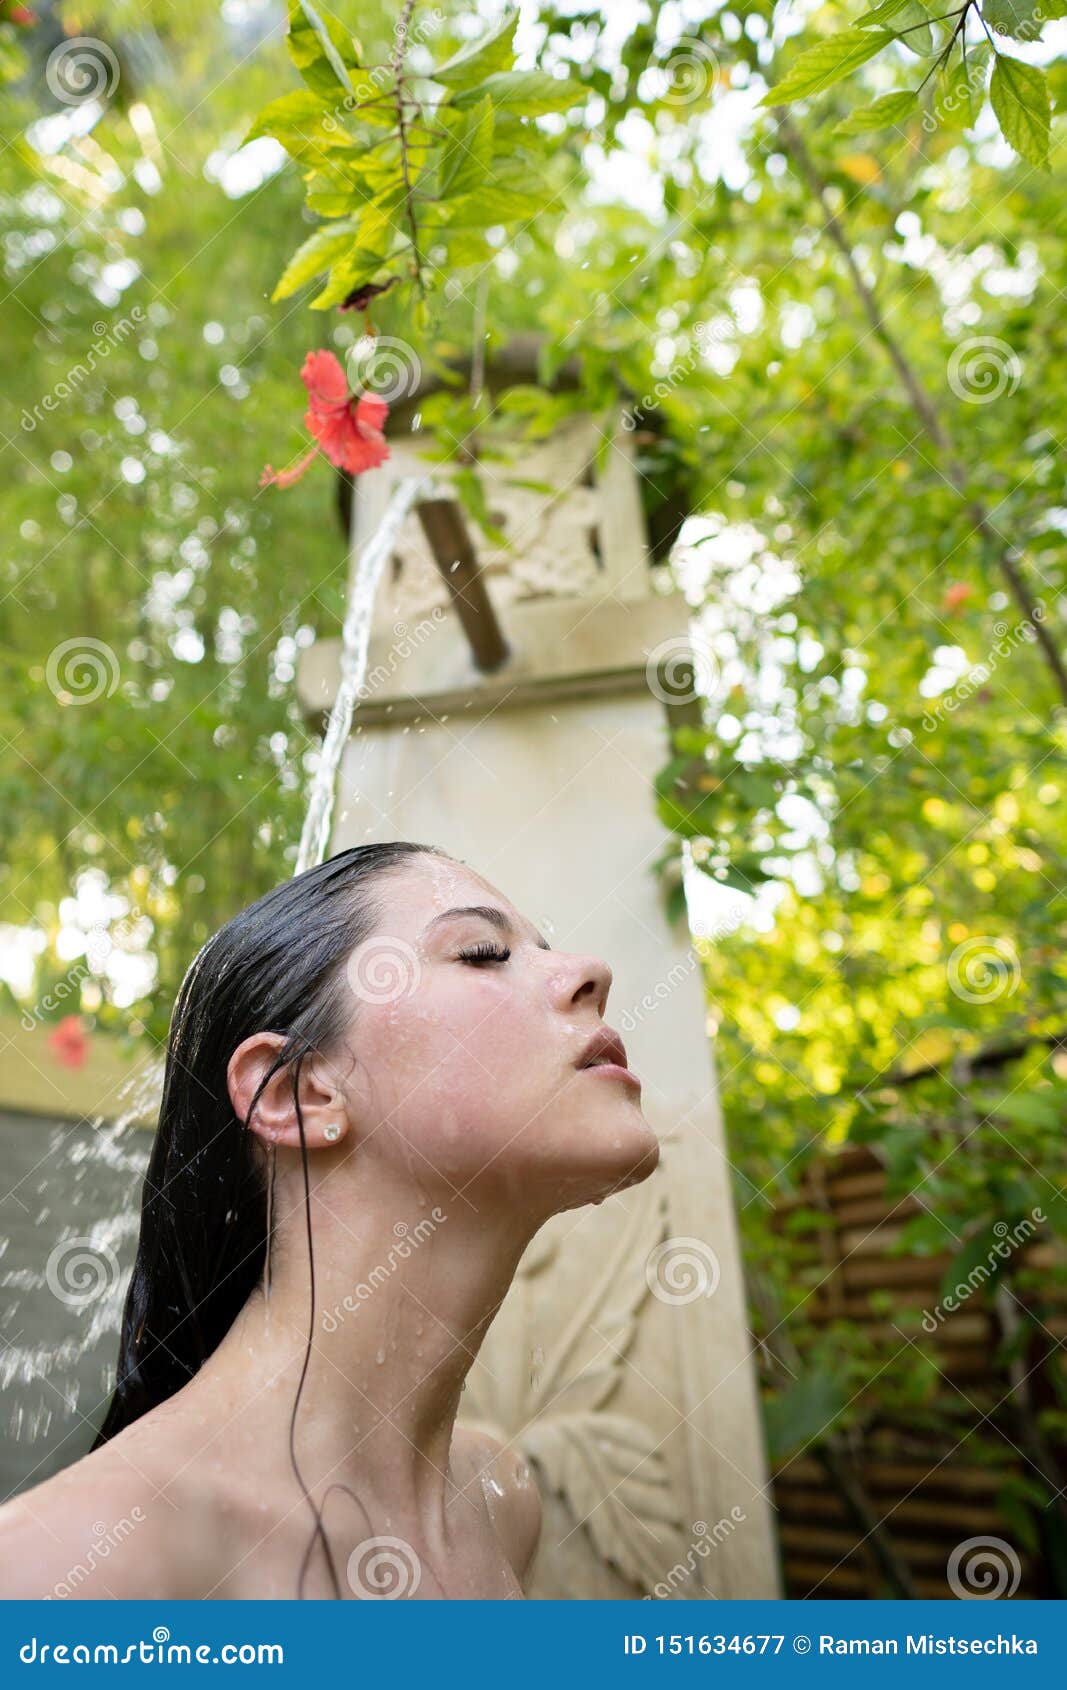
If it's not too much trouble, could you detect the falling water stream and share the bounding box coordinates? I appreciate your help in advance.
[1,474,432,1490]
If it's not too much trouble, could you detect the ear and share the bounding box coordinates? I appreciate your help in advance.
[227,1032,348,1150]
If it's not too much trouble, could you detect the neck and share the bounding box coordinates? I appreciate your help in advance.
[186,1156,540,1531]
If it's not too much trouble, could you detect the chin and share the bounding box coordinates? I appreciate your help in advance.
[542,1115,661,1212]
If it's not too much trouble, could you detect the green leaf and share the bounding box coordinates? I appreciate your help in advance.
[763,1371,848,1461]
[287,0,358,99]
[892,1,934,57]
[939,1224,1008,1303]
[933,45,991,128]
[433,10,518,89]
[271,218,362,301]
[437,96,495,199]
[833,88,919,134]
[975,1089,1062,1129]
[244,91,380,161]
[759,28,893,107]
[441,183,541,226]
[854,0,913,23]
[1037,1189,1067,1236]
[309,247,393,310]
[984,0,1059,43]
[989,53,1051,167]
[452,467,509,546]
[450,70,585,117]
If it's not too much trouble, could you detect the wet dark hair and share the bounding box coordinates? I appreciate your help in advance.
[91,839,447,1594]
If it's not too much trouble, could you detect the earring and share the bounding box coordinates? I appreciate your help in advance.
[323,1121,343,1144]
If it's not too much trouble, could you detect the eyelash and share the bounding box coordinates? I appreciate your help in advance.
[457,941,512,966]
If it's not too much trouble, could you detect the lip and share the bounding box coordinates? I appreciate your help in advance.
[580,1061,642,1091]
[576,1025,631,1073]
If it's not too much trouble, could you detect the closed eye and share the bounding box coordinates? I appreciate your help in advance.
[457,942,512,965]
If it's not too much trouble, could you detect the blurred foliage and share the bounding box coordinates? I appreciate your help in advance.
[1,0,1066,1585]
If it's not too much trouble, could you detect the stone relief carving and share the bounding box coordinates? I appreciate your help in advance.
[461,1172,692,1597]
[372,416,608,630]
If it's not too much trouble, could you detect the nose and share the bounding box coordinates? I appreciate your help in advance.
[559,951,612,1019]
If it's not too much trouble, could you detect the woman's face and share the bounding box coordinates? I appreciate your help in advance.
[334,854,660,1214]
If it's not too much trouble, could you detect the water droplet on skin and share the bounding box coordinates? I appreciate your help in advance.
[375,1346,386,1364]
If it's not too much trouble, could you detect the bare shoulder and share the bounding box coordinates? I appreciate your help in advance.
[453,1421,542,1584]
[0,1437,171,1599]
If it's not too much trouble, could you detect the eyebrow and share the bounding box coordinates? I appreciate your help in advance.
[424,904,551,950]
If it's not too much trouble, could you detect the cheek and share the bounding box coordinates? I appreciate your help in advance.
[356,992,546,1172]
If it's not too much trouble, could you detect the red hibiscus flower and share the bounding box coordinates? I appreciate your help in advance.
[47,1015,89,1070]
[261,350,390,489]
[942,582,973,614]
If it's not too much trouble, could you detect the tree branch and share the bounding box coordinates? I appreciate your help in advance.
[776,112,1067,708]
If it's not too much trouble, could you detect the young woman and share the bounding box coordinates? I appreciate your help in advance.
[0,842,659,1599]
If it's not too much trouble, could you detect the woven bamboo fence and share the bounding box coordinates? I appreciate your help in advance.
[767,1143,1066,1599]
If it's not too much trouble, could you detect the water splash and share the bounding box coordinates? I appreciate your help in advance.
[295,475,433,876]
